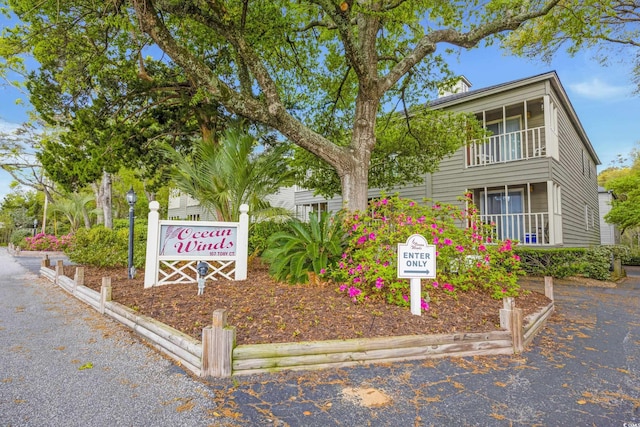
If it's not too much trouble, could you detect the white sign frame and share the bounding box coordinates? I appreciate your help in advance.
[144,202,249,288]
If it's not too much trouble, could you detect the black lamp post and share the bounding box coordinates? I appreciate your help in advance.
[126,187,138,279]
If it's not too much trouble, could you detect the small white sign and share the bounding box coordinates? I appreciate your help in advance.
[397,234,436,279]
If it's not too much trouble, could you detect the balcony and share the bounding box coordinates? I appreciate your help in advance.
[480,212,550,245]
[467,126,546,167]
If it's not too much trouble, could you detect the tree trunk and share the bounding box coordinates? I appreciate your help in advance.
[82,207,91,229]
[92,182,104,225]
[102,171,113,229]
[339,93,377,212]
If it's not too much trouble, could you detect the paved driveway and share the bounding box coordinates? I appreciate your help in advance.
[4,251,640,426]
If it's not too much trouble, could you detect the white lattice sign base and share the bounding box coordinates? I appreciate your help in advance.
[157,260,236,285]
[144,202,249,288]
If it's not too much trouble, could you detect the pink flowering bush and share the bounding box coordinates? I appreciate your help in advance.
[23,233,74,252]
[326,194,523,309]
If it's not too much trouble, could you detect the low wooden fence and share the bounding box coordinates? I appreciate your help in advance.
[40,258,554,378]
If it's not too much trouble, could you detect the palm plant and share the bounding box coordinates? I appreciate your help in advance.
[166,127,294,221]
[50,192,97,232]
[263,212,345,284]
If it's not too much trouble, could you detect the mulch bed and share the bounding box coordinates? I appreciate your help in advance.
[61,259,551,346]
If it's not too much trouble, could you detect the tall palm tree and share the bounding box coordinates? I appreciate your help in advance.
[167,127,294,221]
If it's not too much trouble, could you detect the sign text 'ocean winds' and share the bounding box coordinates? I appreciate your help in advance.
[159,224,237,257]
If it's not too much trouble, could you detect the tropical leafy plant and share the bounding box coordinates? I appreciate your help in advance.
[263,212,345,284]
[166,126,294,222]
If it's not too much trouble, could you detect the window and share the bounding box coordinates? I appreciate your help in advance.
[479,189,525,241]
[585,204,590,230]
[485,116,522,162]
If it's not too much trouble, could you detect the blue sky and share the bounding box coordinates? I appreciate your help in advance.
[1,39,639,201]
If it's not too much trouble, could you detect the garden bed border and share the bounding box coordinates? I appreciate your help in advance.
[40,258,554,378]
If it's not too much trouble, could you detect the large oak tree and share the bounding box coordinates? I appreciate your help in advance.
[3,0,563,212]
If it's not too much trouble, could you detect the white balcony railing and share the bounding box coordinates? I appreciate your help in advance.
[468,126,546,167]
[480,212,549,245]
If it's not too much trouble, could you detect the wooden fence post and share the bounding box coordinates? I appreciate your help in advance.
[75,267,85,288]
[41,254,50,268]
[55,260,64,282]
[201,309,235,378]
[511,307,524,354]
[500,297,514,331]
[544,276,554,301]
[100,277,112,315]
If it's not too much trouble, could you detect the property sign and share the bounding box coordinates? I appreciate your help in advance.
[143,202,249,288]
[397,234,436,279]
[159,224,237,257]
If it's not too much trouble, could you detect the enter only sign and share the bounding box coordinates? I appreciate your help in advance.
[397,234,436,279]
[397,234,436,316]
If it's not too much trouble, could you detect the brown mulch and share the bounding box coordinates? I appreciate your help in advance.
[61,259,551,346]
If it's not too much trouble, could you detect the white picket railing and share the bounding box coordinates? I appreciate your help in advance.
[480,212,549,245]
[468,126,546,167]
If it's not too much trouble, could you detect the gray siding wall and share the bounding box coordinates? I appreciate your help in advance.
[549,86,600,247]
[429,81,552,210]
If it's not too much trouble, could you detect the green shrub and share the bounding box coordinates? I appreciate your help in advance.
[628,251,640,266]
[326,194,523,308]
[10,229,33,249]
[515,246,614,280]
[262,212,345,284]
[65,224,147,268]
[249,220,291,257]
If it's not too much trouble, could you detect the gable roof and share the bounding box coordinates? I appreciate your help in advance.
[428,71,601,165]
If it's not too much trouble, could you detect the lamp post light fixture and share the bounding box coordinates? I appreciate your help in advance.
[196,261,209,295]
[126,187,138,279]
[33,219,38,237]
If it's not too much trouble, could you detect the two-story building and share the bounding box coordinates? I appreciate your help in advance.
[168,71,602,247]
[294,71,602,247]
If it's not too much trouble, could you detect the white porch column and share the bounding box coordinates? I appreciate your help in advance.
[546,181,555,245]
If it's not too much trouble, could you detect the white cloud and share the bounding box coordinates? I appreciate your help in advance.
[568,77,632,100]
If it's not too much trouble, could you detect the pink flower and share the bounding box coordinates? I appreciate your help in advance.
[320,268,326,274]
[409,201,415,207]
[353,277,361,284]
[431,223,438,229]
[375,277,384,289]
[513,254,521,261]
[356,264,363,272]
[432,281,439,288]
[478,244,486,252]
[443,283,454,292]
[369,233,376,241]
[402,295,409,302]
[348,286,361,299]
[339,284,347,292]
[381,199,388,205]
[421,299,430,311]
[456,245,465,253]
[357,235,368,245]
[339,262,345,269]
[444,238,453,246]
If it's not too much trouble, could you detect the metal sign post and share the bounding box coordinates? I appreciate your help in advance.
[397,234,437,316]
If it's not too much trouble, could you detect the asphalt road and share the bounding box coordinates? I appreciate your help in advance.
[3,250,640,426]
[0,249,218,426]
